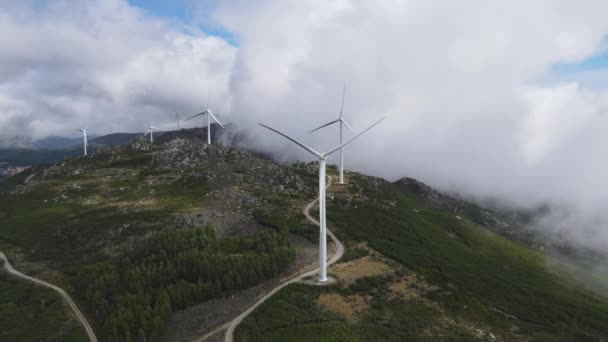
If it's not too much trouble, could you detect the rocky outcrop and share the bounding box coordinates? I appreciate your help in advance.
[128,136,152,152]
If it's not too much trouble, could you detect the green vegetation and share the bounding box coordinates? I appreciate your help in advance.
[338,245,369,263]
[328,180,608,339]
[5,138,607,341]
[236,284,356,341]
[74,227,295,341]
[0,276,86,341]
[253,208,318,242]
[0,141,311,340]
[0,148,208,272]
[236,280,471,341]
[237,175,608,341]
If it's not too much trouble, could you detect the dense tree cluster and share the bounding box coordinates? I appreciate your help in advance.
[73,227,295,341]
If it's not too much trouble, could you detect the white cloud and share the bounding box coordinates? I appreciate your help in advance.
[517,83,601,163]
[209,0,608,251]
[0,0,236,138]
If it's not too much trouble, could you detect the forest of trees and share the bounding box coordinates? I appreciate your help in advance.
[73,227,295,341]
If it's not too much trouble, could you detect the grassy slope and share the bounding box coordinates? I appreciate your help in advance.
[0,275,86,341]
[0,142,314,341]
[236,173,608,341]
[0,151,197,273]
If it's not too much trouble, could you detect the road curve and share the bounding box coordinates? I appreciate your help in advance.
[223,176,344,342]
[24,172,37,184]
[0,251,98,342]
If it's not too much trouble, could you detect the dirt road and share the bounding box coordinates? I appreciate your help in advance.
[222,176,344,342]
[0,251,98,342]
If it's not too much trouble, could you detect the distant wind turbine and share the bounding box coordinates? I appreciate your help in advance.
[259,117,385,282]
[309,84,355,184]
[76,128,88,156]
[186,96,225,145]
[144,121,158,144]
[175,113,182,130]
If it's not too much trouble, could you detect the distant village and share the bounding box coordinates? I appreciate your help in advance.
[0,165,29,178]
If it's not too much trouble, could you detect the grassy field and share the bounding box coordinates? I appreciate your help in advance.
[236,173,608,341]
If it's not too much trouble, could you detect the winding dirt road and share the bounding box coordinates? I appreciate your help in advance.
[0,251,98,342]
[222,176,344,342]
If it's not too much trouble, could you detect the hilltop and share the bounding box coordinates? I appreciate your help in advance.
[0,127,316,340]
[0,128,607,341]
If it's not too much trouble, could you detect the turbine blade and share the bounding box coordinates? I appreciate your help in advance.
[258,123,322,158]
[144,130,149,137]
[186,112,204,121]
[339,82,346,119]
[308,119,340,134]
[341,119,356,133]
[324,117,385,157]
[208,111,225,128]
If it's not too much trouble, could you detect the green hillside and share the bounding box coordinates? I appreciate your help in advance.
[0,134,314,341]
[235,174,608,341]
[1,132,607,341]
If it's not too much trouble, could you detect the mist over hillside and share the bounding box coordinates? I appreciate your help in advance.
[2,2,608,262]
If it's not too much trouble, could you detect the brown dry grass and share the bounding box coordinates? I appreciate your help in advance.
[331,255,394,286]
[318,293,369,322]
[388,271,441,300]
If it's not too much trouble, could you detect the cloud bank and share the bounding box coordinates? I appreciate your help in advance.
[2,0,608,251]
[0,0,236,138]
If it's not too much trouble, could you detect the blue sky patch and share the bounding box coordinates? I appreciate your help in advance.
[128,0,238,46]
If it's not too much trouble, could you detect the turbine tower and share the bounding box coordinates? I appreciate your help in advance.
[187,104,225,145]
[175,113,182,130]
[144,121,158,144]
[76,128,88,156]
[259,117,384,282]
[308,84,355,184]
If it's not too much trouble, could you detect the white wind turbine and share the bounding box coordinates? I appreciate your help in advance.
[76,128,88,156]
[308,84,355,184]
[144,121,158,144]
[259,117,385,282]
[175,113,182,130]
[186,100,225,145]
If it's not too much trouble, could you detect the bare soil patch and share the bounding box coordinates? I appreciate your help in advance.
[388,272,439,300]
[331,255,393,286]
[318,293,369,322]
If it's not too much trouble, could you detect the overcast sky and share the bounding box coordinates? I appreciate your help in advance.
[2,0,608,251]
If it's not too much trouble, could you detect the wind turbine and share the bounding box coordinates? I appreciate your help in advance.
[175,113,182,130]
[186,104,225,145]
[144,121,158,144]
[259,117,385,282]
[309,84,355,184]
[76,128,88,156]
